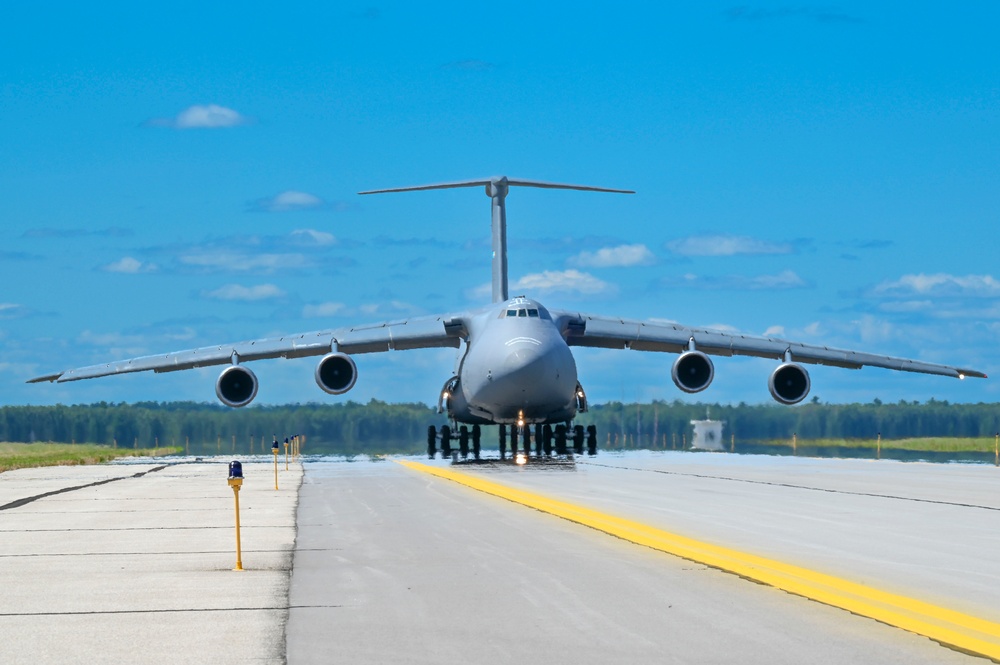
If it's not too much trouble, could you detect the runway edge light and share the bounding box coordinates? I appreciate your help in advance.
[227,460,244,571]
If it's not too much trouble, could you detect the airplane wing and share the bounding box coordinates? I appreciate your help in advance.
[555,311,986,379]
[28,315,465,384]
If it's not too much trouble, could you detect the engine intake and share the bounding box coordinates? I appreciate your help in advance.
[216,365,258,408]
[315,352,357,395]
[672,351,714,393]
[769,363,810,405]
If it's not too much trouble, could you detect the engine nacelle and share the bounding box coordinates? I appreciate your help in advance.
[671,351,715,393]
[216,365,259,408]
[769,362,811,405]
[315,352,357,395]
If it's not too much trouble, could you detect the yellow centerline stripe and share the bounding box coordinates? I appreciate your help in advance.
[398,459,1000,661]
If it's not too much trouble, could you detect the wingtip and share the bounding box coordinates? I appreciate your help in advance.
[27,373,62,384]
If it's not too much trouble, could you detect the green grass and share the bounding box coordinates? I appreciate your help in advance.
[0,442,182,472]
[763,437,1000,453]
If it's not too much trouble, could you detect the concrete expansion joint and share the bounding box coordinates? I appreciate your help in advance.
[0,462,179,511]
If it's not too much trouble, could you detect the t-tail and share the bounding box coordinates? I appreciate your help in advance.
[359,176,634,303]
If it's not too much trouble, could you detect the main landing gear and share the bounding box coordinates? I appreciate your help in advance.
[427,422,598,460]
[428,424,481,460]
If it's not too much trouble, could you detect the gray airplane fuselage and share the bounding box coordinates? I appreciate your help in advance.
[448,296,579,426]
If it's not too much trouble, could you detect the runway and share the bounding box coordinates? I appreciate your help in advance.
[287,452,1000,664]
[1,452,997,663]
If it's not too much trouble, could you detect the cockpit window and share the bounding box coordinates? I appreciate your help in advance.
[518,309,527,317]
[528,309,539,317]
[506,309,517,317]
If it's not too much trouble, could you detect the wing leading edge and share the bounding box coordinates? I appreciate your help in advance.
[556,312,986,379]
[28,315,464,384]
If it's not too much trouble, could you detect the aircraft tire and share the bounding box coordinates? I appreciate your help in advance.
[543,424,553,455]
[573,425,584,455]
[441,425,452,457]
[472,425,481,460]
[534,424,543,456]
[555,424,567,455]
[427,425,437,459]
[587,425,597,456]
[459,426,469,458]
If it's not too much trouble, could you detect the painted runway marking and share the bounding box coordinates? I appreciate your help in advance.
[399,459,1000,662]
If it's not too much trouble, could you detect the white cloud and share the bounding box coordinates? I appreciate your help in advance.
[666,234,794,257]
[763,325,785,337]
[0,303,29,319]
[872,273,1000,298]
[202,284,285,301]
[101,257,157,273]
[569,244,655,268]
[174,104,248,129]
[254,191,327,212]
[290,228,336,245]
[662,270,807,290]
[180,251,306,273]
[303,302,345,318]
[511,269,614,295]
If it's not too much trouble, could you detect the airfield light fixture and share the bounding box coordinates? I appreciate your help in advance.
[227,460,244,571]
[272,439,280,490]
[284,437,289,470]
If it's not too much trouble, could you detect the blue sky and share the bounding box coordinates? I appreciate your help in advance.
[2,2,998,408]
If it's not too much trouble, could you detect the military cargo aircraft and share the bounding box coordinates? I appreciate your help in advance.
[30,177,986,459]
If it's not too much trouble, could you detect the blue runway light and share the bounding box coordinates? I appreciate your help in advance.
[229,460,243,479]
[272,440,279,452]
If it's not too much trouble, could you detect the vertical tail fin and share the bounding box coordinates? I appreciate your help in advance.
[359,177,634,303]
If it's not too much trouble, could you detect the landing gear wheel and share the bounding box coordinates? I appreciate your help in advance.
[587,425,598,456]
[459,426,469,459]
[543,424,553,456]
[534,424,543,456]
[427,425,437,459]
[555,424,567,456]
[573,425,584,455]
[441,425,452,458]
[511,427,519,456]
[472,425,481,460]
[499,424,507,460]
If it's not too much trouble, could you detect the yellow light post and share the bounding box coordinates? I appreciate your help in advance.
[284,437,289,471]
[227,461,244,572]
[272,439,280,490]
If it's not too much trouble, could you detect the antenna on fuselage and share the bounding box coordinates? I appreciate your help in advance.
[359,176,634,303]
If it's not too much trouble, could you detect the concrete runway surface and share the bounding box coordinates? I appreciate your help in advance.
[2,452,998,663]
[0,458,302,665]
[288,453,1000,664]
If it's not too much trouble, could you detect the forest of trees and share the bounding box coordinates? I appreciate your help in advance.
[1,398,999,455]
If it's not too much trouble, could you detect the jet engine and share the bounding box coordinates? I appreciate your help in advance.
[216,365,259,408]
[671,351,715,393]
[315,352,357,395]
[768,362,810,405]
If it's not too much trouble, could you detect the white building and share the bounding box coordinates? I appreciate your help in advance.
[690,419,724,451]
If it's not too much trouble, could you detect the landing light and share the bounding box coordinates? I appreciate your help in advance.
[515,453,527,466]
[517,419,525,428]
[959,373,966,380]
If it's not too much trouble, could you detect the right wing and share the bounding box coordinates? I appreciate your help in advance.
[29,314,466,384]
[554,311,986,379]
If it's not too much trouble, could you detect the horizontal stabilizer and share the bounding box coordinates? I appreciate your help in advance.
[359,176,634,196]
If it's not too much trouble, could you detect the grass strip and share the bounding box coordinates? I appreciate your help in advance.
[0,442,180,472]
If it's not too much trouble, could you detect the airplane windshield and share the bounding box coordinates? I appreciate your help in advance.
[500,305,549,319]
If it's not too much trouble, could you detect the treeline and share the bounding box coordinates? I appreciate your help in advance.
[577,399,1000,449]
[1,399,998,454]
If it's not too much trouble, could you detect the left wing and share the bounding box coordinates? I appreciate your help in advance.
[554,311,986,379]
[29,314,465,384]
